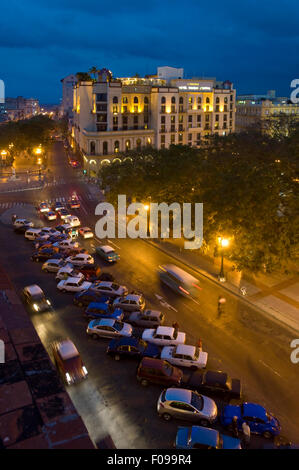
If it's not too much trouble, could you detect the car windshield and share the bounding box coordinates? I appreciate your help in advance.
[32,294,46,303]
[162,362,174,376]
[190,392,203,411]
[111,283,119,290]
[114,321,123,331]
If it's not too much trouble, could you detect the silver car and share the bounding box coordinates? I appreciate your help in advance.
[157,388,218,426]
[42,259,72,273]
[112,294,145,311]
[86,318,133,339]
[128,309,165,328]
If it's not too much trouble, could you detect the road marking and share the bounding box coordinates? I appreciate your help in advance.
[154,293,178,312]
[107,239,121,250]
[259,360,282,377]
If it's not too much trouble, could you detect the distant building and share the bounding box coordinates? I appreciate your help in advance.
[236,90,299,133]
[71,67,236,176]
[60,74,78,117]
[4,96,40,121]
[157,66,184,83]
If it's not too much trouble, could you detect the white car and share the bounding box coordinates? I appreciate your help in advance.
[56,267,84,282]
[66,254,94,266]
[44,211,57,221]
[39,202,50,213]
[79,227,94,239]
[14,219,34,228]
[42,259,73,273]
[57,277,92,293]
[113,294,145,311]
[142,326,186,347]
[160,344,208,370]
[25,228,42,240]
[65,215,81,227]
[54,239,80,251]
[90,281,128,298]
[86,318,133,339]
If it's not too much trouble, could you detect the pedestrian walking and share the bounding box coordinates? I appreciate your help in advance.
[172,321,179,331]
[242,421,251,448]
[196,338,202,349]
[11,214,17,224]
[217,295,226,317]
[231,416,239,438]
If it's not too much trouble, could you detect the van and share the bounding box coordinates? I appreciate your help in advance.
[25,228,42,241]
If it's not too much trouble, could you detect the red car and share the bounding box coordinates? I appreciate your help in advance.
[52,339,88,385]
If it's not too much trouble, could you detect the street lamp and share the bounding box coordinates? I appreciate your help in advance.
[143,203,150,237]
[218,237,229,282]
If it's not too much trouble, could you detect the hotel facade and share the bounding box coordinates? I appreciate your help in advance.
[70,67,236,175]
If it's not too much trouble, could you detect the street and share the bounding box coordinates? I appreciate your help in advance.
[0,142,298,448]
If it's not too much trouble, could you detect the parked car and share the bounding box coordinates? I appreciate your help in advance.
[56,267,84,281]
[51,339,88,385]
[14,218,34,228]
[175,426,241,450]
[220,403,281,438]
[22,284,52,313]
[90,281,128,298]
[95,245,120,263]
[40,227,61,237]
[31,249,63,262]
[44,211,57,221]
[112,294,145,312]
[38,202,50,213]
[161,344,208,370]
[42,259,72,273]
[142,326,186,347]
[55,224,78,239]
[181,370,242,401]
[54,239,80,251]
[79,227,94,239]
[84,302,124,321]
[157,388,218,425]
[106,337,160,361]
[66,253,94,266]
[57,277,92,293]
[65,215,81,227]
[73,289,110,307]
[86,318,133,339]
[77,264,101,281]
[128,309,165,328]
[136,358,183,387]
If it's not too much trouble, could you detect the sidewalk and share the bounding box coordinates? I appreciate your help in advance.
[0,176,44,193]
[147,238,299,334]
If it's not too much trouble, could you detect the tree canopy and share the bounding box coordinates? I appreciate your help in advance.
[100,126,299,274]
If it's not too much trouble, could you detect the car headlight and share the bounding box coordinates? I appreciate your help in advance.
[65,373,72,384]
[33,304,39,311]
[82,366,88,376]
[46,300,51,305]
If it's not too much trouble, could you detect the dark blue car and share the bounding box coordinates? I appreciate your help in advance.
[106,337,160,361]
[84,302,124,321]
[221,402,281,438]
[175,426,241,449]
[73,290,110,307]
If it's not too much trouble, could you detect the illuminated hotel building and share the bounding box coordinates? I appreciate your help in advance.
[71,67,236,174]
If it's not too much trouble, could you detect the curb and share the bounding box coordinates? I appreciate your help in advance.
[0,185,44,194]
[143,238,299,336]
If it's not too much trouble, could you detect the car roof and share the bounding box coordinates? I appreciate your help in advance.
[144,309,161,317]
[176,344,196,356]
[165,388,192,403]
[100,245,115,253]
[81,227,92,231]
[93,318,115,326]
[124,294,141,301]
[98,281,113,287]
[205,370,228,385]
[113,337,139,347]
[25,284,44,296]
[87,302,109,310]
[46,259,62,264]
[156,326,174,335]
[189,426,219,447]
[58,340,79,360]
[140,357,166,368]
[243,403,267,419]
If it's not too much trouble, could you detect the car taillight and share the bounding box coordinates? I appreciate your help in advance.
[179,286,189,295]
[192,283,202,291]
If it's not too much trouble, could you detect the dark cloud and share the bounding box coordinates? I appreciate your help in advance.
[0,0,298,102]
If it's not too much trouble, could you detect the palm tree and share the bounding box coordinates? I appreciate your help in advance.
[89,66,98,81]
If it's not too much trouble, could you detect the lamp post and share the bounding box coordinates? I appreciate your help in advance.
[218,237,229,282]
[143,203,150,237]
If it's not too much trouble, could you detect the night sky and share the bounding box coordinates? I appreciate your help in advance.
[1,0,298,104]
